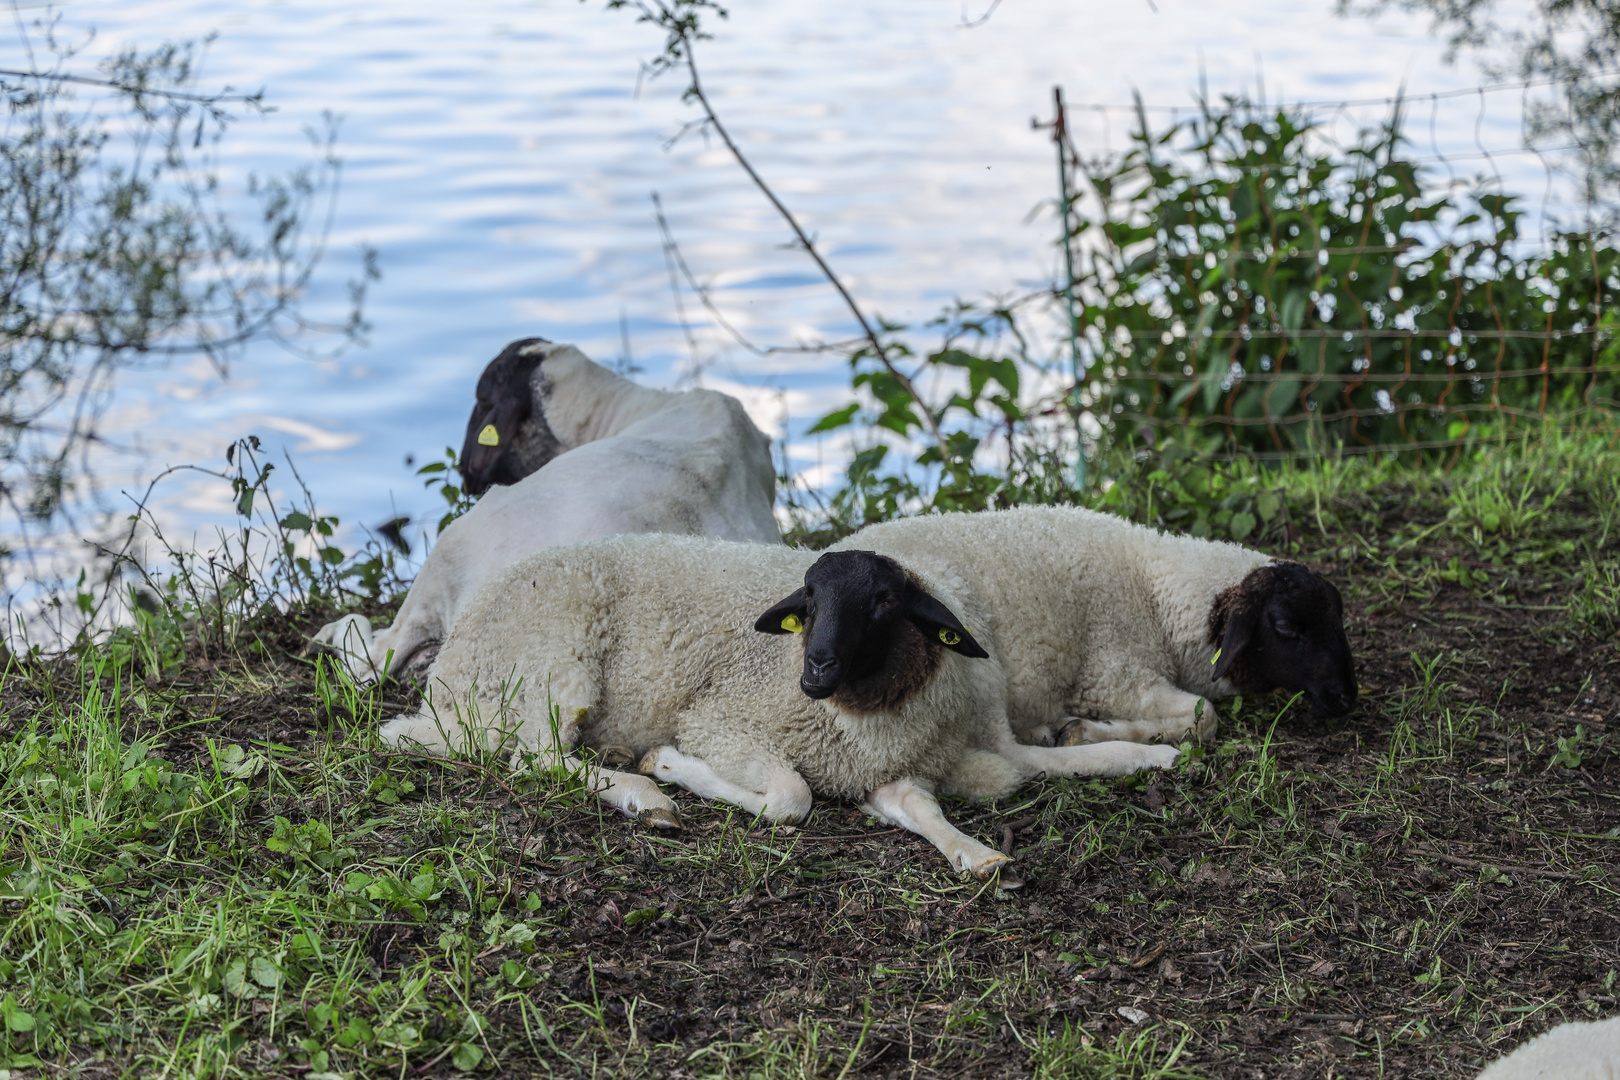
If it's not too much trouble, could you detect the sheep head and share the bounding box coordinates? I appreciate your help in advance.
[458,337,566,495]
[1209,562,1358,717]
[755,550,988,713]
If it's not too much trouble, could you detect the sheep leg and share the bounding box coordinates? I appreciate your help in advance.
[311,614,382,683]
[996,736,1181,778]
[637,746,812,825]
[863,777,1017,886]
[1063,680,1216,746]
[576,758,682,831]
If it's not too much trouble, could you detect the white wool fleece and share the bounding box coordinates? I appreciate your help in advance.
[830,505,1273,743]
[1477,1016,1620,1079]
[381,533,1011,802]
[380,531,1181,877]
[314,345,779,683]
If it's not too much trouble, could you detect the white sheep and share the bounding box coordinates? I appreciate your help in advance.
[314,338,780,683]
[378,533,1179,879]
[830,505,1357,746]
[1476,1015,1620,1079]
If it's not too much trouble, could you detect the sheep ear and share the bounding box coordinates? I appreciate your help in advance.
[754,588,809,634]
[904,588,989,659]
[1212,597,1260,681]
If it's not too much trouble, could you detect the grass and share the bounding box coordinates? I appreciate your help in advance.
[1,428,1617,1079]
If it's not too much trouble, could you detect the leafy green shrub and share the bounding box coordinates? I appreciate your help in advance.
[1095,441,1290,544]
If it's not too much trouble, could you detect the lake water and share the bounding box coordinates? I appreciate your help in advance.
[1,0,1558,584]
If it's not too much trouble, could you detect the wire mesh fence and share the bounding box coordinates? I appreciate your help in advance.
[1052,97,1620,461]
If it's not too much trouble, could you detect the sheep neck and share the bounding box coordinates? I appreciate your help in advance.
[827,620,944,716]
[1134,528,1272,692]
[543,353,676,448]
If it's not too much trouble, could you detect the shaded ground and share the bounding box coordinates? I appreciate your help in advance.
[1,464,1617,1079]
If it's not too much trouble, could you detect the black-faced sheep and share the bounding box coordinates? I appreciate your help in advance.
[830,505,1357,746]
[378,534,1179,880]
[313,338,780,683]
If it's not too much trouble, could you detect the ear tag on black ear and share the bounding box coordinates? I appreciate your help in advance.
[478,424,500,447]
[939,629,961,646]
[781,614,804,634]
[1210,647,1222,666]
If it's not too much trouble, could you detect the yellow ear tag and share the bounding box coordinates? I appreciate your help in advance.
[477,424,500,447]
[781,614,803,634]
[939,629,961,646]
[1210,647,1222,666]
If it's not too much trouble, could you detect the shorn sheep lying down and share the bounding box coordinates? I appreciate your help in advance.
[1475,1015,1620,1079]
[832,505,1357,747]
[314,337,780,683]
[378,534,1179,880]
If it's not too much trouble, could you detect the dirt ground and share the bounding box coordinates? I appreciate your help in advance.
[3,483,1616,1079]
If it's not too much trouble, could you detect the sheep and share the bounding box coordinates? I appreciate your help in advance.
[377,533,1180,880]
[313,337,780,683]
[828,505,1357,747]
[1476,1015,1620,1079]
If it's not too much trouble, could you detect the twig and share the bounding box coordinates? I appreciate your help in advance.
[1406,846,1585,881]
[653,4,948,454]
[0,66,267,110]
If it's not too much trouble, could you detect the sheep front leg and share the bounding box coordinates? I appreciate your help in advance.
[578,759,682,831]
[311,614,383,684]
[863,777,1018,886]
[1062,679,1216,747]
[638,747,812,824]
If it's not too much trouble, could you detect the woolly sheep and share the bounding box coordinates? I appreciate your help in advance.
[377,534,1179,880]
[313,338,780,683]
[1476,1015,1620,1079]
[830,505,1357,746]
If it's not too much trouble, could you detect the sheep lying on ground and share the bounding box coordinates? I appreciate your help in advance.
[831,506,1357,746]
[1476,1015,1620,1079]
[378,534,1179,880]
[314,338,780,683]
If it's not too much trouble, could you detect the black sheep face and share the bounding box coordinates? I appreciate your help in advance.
[1210,562,1359,717]
[458,337,565,496]
[754,550,988,713]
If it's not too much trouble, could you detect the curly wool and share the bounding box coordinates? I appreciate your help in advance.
[830,505,1273,738]
[392,533,1017,803]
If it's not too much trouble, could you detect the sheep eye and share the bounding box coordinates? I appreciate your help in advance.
[1273,620,1299,639]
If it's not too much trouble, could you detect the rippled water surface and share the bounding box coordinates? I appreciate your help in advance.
[2,0,1555,561]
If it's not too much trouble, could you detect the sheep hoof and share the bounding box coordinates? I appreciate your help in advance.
[637,748,664,776]
[1055,718,1090,746]
[599,745,636,770]
[638,806,682,832]
[995,869,1025,891]
[971,854,1016,882]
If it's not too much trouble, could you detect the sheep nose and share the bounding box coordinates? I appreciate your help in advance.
[805,655,838,680]
[1321,685,1357,714]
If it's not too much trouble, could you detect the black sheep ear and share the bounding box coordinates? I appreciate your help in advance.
[754,588,810,634]
[1212,597,1261,681]
[903,587,989,659]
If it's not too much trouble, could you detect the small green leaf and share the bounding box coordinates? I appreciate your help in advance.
[452,1043,484,1071]
[501,959,537,987]
[806,402,860,434]
[623,905,661,927]
[251,956,283,989]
